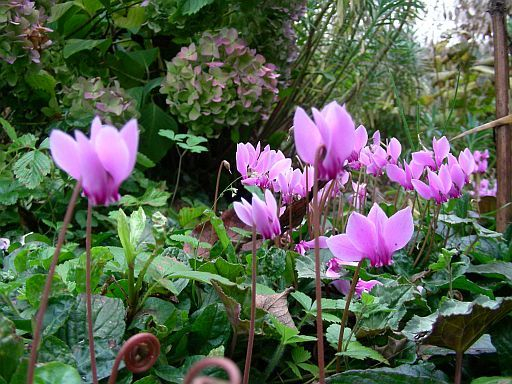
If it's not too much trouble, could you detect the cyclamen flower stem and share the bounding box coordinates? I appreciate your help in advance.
[336,259,363,373]
[108,333,160,384]
[184,357,242,384]
[313,147,326,384]
[409,198,429,257]
[85,203,98,384]
[27,181,82,384]
[454,351,463,384]
[213,161,228,214]
[413,202,437,267]
[242,226,258,384]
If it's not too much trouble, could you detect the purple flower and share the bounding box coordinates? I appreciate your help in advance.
[233,190,281,240]
[473,149,489,174]
[412,165,453,204]
[327,203,414,267]
[387,138,402,165]
[236,142,291,189]
[295,236,328,256]
[332,278,383,297]
[432,136,450,168]
[49,117,139,206]
[350,181,367,209]
[294,101,355,180]
[0,238,10,251]
[386,160,424,191]
[458,149,476,180]
[348,124,368,169]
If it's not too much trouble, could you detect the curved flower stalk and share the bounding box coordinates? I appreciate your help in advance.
[327,203,414,267]
[50,116,139,206]
[233,189,281,384]
[108,333,160,384]
[184,357,242,384]
[293,101,356,180]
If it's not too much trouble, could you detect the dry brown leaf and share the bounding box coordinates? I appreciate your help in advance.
[255,287,296,329]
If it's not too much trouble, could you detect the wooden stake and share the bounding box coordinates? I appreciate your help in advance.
[490,0,512,232]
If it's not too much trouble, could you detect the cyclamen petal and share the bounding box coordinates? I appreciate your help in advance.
[383,207,414,254]
[294,107,323,165]
[49,130,81,180]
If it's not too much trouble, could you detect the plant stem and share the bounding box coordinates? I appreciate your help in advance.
[313,148,326,384]
[127,260,136,316]
[213,161,227,214]
[263,342,286,381]
[85,203,98,384]
[242,226,257,384]
[170,149,186,207]
[454,351,463,384]
[27,181,82,384]
[336,259,363,372]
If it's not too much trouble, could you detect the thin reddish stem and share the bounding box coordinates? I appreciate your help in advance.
[27,181,82,384]
[184,357,242,384]
[86,203,98,384]
[336,259,363,372]
[108,333,160,384]
[454,351,463,384]
[242,226,257,384]
[313,148,326,384]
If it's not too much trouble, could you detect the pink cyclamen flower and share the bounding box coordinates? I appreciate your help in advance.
[294,101,355,180]
[412,165,453,204]
[473,149,489,174]
[386,160,424,191]
[233,190,281,240]
[327,203,414,267]
[350,181,367,209]
[295,236,328,256]
[387,138,402,165]
[458,148,476,180]
[50,117,139,206]
[236,142,291,189]
[332,278,383,297]
[348,124,368,169]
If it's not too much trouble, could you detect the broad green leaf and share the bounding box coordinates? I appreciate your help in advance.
[0,315,23,382]
[325,363,449,383]
[26,70,56,97]
[63,39,111,59]
[471,378,512,384]
[129,207,147,247]
[26,274,68,307]
[270,316,316,345]
[467,262,512,282]
[189,303,230,355]
[179,0,214,15]
[403,296,512,353]
[491,319,512,375]
[139,104,177,162]
[49,1,76,22]
[113,6,146,33]
[291,291,313,311]
[13,150,52,189]
[326,324,388,364]
[34,362,82,384]
[198,258,244,282]
[39,336,75,367]
[73,0,103,15]
[58,295,125,382]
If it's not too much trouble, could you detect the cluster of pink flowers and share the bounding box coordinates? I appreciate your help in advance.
[232,100,492,298]
[386,136,482,205]
[472,178,497,197]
